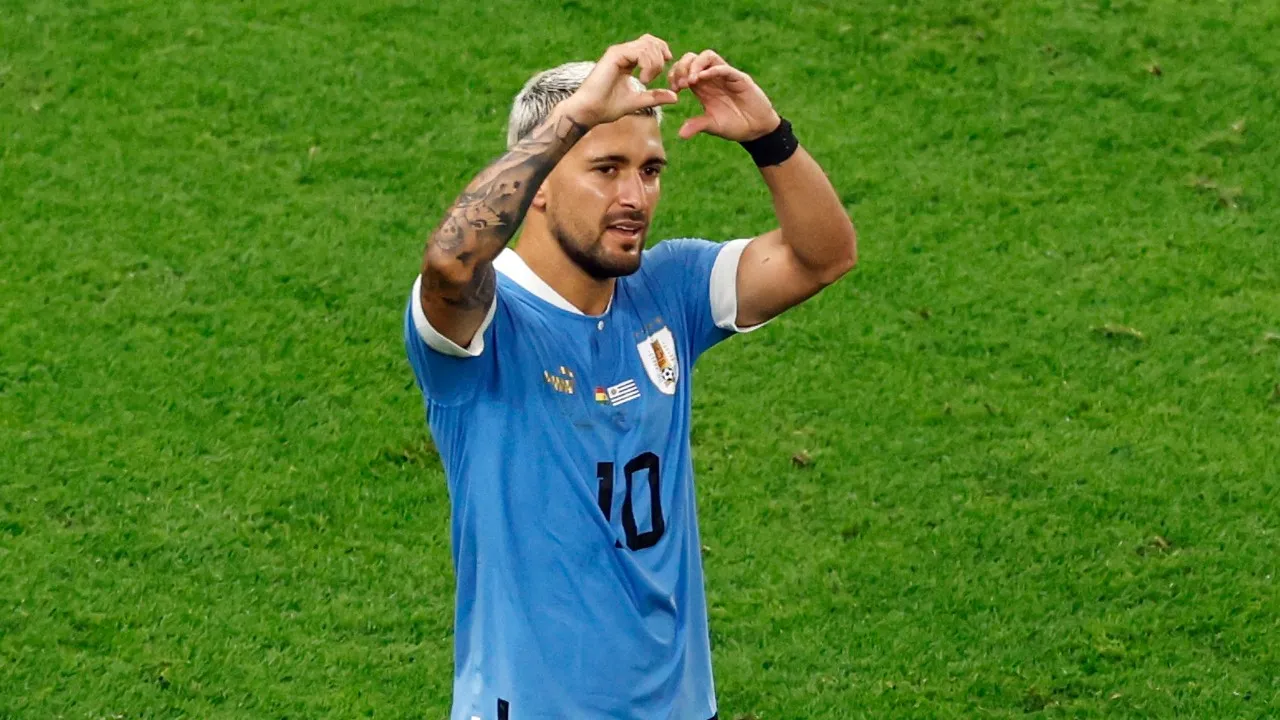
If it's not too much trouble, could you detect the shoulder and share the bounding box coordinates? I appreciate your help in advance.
[640,237,755,287]
[642,237,722,266]
[637,238,729,286]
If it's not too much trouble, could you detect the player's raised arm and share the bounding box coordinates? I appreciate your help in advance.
[669,50,858,328]
[419,35,678,348]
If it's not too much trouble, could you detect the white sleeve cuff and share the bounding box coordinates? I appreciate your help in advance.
[709,238,770,333]
[410,274,497,358]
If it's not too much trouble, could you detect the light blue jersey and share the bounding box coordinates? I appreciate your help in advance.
[404,238,757,720]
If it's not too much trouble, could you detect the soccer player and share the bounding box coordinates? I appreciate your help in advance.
[404,34,857,720]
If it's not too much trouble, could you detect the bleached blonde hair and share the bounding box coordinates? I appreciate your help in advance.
[506,61,663,150]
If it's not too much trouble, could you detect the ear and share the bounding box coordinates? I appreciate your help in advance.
[531,181,549,210]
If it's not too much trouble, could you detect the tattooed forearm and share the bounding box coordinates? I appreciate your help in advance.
[424,112,587,276]
[417,109,588,344]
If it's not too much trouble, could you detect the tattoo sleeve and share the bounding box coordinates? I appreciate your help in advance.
[421,112,588,313]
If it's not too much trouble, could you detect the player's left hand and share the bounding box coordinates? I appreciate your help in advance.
[668,50,781,142]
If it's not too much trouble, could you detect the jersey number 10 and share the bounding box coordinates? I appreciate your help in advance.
[596,452,665,550]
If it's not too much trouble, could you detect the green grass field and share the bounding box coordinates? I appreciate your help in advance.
[3,0,1279,716]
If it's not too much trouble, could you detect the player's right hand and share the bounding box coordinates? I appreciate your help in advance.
[563,35,678,128]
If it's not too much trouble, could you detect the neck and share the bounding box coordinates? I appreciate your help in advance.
[514,214,615,316]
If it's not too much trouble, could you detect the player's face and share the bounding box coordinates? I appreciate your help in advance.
[543,114,666,280]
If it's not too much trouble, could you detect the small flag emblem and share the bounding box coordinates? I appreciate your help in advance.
[594,387,608,404]
[605,379,641,406]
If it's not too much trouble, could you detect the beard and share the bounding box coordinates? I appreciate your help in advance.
[550,217,644,280]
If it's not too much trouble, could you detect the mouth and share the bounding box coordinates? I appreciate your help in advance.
[605,222,647,244]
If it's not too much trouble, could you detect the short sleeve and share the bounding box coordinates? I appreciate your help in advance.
[647,238,769,360]
[403,276,499,407]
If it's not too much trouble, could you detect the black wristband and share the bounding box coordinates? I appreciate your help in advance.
[739,117,799,167]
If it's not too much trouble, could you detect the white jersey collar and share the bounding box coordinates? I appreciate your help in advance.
[493,248,612,316]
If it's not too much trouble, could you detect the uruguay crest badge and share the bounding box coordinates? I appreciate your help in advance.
[636,327,679,395]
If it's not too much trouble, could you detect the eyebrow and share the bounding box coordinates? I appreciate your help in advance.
[586,154,668,167]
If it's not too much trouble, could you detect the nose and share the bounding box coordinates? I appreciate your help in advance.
[616,169,647,210]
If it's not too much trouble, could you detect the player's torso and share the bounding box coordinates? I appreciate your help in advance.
[429,255,718,720]
[484,272,692,552]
